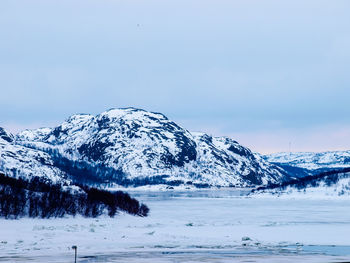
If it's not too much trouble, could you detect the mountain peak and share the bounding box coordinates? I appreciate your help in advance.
[99,107,169,122]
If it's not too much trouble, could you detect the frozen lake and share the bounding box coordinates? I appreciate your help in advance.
[1,189,350,262]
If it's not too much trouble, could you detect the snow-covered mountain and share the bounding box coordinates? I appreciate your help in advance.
[264,151,350,175]
[0,128,67,184]
[8,107,287,187]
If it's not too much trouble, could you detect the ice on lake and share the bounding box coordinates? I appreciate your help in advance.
[1,189,350,262]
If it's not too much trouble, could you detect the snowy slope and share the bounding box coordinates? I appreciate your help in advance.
[15,108,286,187]
[0,128,67,184]
[265,151,350,171]
[252,169,350,198]
[191,133,285,186]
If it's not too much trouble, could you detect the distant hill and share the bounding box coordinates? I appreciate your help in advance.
[252,168,350,197]
[264,151,350,176]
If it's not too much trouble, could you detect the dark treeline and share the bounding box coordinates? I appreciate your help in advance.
[253,167,350,192]
[0,173,149,219]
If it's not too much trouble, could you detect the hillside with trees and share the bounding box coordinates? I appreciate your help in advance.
[0,172,149,219]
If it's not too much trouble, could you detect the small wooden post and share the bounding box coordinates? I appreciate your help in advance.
[72,245,77,263]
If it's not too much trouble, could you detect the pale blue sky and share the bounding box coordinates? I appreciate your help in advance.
[1,0,350,153]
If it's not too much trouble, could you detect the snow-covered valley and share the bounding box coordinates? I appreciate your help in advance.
[1,190,350,262]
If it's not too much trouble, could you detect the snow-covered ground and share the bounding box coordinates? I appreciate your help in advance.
[1,190,350,262]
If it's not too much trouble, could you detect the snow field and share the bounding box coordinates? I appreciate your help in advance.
[1,190,350,262]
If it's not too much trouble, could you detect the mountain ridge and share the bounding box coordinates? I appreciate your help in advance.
[0,107,289,188]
